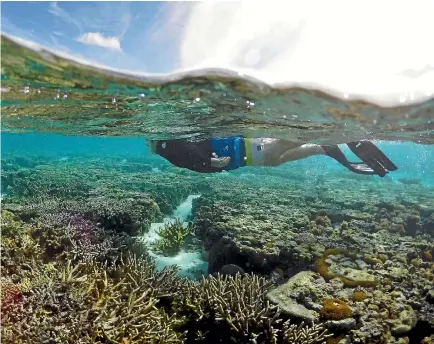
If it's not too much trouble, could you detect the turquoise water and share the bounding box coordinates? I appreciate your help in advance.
[2,34,434,344]
[2,132,433,185]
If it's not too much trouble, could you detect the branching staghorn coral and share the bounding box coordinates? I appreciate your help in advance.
[83,255,186,344]
[0,278,24,326]
[1,207,186,343]
[282,320,330,344]
[198,273,278,334]
[1,205,330,344]
[1,259,95,343]
[121,254,194,296]
[23,210,126,266]
[154,218,192,256]
[0,210,44,275]
[1,256,185,344]
[179,273,280,343]
[176,273,331,344]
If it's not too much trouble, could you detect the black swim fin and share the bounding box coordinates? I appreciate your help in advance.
[347,163,381,175]
[347,141,397,177]
[322,144,388,177]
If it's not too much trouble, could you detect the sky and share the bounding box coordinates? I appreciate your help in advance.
[1,1,184,73]
[1,1,434,105]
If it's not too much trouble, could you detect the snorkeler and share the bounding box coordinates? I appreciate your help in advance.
[148,137,397,177]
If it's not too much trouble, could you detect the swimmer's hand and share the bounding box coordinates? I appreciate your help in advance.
[211,157,231,168]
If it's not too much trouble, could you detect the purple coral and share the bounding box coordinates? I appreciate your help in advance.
[35,211,119,263]
[37,212,96,245]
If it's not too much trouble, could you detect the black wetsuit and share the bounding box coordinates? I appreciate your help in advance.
[154,139,227,173]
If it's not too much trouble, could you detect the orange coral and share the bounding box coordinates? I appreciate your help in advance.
[320,298,353,320]
[315,255,335,280]
[352,290,367,302]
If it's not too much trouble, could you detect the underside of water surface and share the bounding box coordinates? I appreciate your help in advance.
[1,35,434,144]
[1,34,434,344]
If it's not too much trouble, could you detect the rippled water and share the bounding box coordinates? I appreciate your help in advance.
[1,34,433,144]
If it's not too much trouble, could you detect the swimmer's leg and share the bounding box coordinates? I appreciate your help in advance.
[245,139,325,166]
[271,143,326,165]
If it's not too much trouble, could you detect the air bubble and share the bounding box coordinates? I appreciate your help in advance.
[195,97,200,102]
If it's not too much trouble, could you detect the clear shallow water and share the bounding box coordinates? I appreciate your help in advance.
[2,132,434,186]
[2,35,434,344]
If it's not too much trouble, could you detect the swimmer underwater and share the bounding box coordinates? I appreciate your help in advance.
[148,137,398,177]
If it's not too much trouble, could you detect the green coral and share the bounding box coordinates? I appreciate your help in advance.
[154,218,192,256]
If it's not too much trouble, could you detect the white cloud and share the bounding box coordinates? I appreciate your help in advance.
[163,0,434,105]
[77,32,121,51]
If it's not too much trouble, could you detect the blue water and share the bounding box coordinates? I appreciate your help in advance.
[2,132,433,187]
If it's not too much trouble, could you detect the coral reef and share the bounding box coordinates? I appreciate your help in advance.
[422,335,434,344]
[154,218,192,256]
[2,149,434,343]
[1,204,329,344]
[315,249,378,288]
